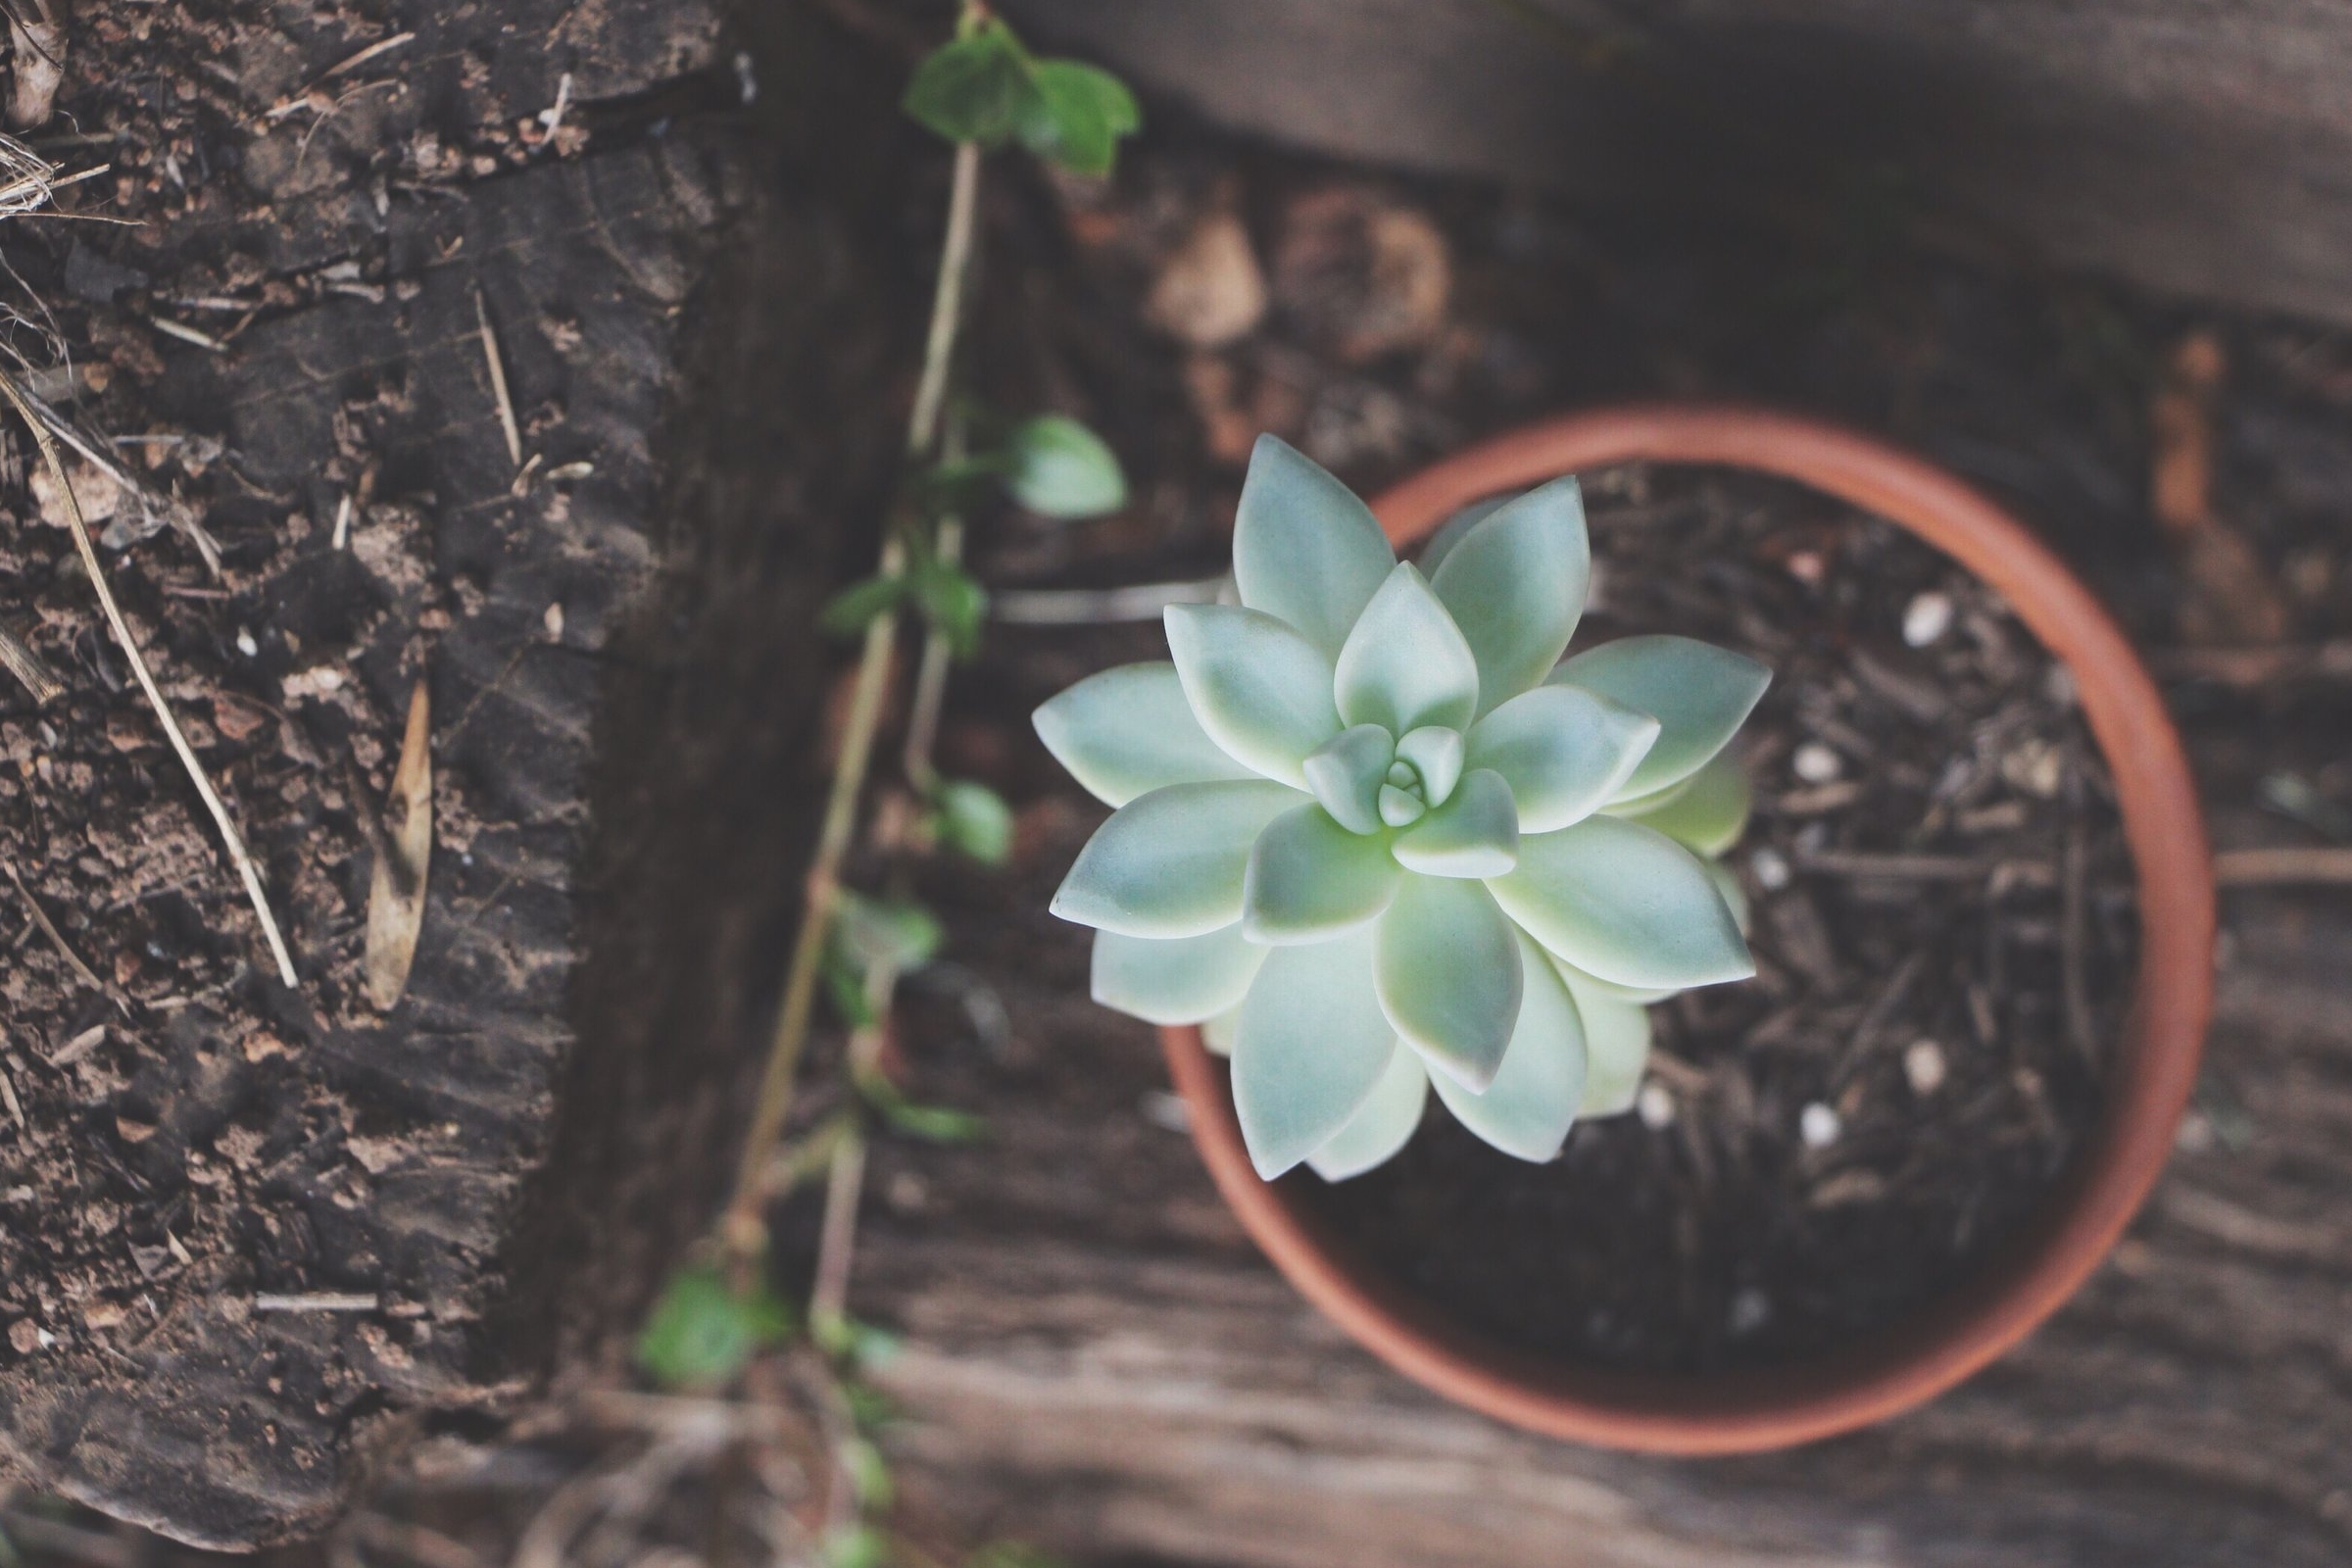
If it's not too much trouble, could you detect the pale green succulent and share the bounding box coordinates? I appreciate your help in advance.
[1034,436,1768,1181]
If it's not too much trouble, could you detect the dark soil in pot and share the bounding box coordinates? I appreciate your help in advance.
[1312,466,2139,1373]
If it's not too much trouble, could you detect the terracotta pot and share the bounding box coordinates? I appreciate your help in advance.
[1161,403,2215,1453]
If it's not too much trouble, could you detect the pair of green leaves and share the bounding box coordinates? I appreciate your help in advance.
[904,19,1141,176]
[635,1264,795,1390]
[820,548,989,659]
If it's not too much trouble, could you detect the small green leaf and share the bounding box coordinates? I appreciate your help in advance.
[821,574,908,638]
[824,1524,891,1568]
[834,892,945,974]
[903,24,1032,146]
[912,560,989,657]
[635,1264,794,1390]
[843,1380,899,1430]
[841,1435,897,1507]
[1003,415,1128,517]
[858,1069,991,1144]
[934,779,1014,865]
[824,950,878,1029]
[814,1312,906,1372]
[1016,60,1142,176]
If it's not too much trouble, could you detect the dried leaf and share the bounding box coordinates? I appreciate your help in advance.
[6,5,64,131]
[364,680,432,1010]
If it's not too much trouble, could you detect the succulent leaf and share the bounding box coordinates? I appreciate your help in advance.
[1610,747,1752,857]
[1390,767,1519,878]
[1200,1005,1240,1058]
[1305,1046,1430,1181]
[1430,476,1592,716]
[1490,814,1754,991]
[1231,434,1396,661]
[1164,604,1344,788]
[1554,959,1654,1116]
[1393,725,1465,808]
[1302,724,1396,835]
[1242,803,1404,944]
[1374,874,1523,1090]
[1378,785,1426,827]
[1465,684,1660,834]
[1415,493,1512,578]
[1334,564,1480,736]
[1231,927,1398,1178]
[1431,932,1588,1160]
[1051,780,1297,938]
[1091,925,1268,1025]
[1550,634,1770,802]
[1032,662,1257,807]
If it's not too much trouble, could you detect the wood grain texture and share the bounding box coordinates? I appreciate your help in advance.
[847,804,2352,1565]
[1001,0,2352,327]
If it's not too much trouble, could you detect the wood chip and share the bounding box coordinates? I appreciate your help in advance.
[2150,330,2289,644]
[364,680,434,1010]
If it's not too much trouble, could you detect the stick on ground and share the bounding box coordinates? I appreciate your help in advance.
[0,366,298,986]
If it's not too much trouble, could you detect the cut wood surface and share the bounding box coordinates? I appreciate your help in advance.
[853,859,2352,1567]
[1003,0,2352,329]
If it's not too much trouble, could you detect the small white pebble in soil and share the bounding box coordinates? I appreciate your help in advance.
[1749,845,1791,891]
[1904,1038,1948,1096]
[235,627,259,657]
[543,602,564,640]
[1799,1102,1842,1149]
[2001,737,2065,799]
[2175,1110,2215,1153]
[1728,1287,1772,1337]
[1139,1088,1191,1134]
[1902,590,1955,647]
[1792,741,1843,784]
[1636,1082,1676,1129]
[1783,549,1826,585]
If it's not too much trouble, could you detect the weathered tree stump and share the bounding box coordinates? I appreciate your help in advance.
[0,1,906,1545]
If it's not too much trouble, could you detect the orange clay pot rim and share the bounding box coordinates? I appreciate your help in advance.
[1161,402,2215,1455]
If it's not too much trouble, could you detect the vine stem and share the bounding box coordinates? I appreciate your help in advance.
[722,133,984,1252]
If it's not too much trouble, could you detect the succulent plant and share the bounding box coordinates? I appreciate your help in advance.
[1034,436,1769,1180]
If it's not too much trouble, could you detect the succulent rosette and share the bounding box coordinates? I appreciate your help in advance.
[1034,436,1769,1180]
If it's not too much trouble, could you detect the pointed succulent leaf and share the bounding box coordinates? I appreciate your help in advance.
[1551,635,1770,802]
[1033,662,1255,807]
[1611,748,1752,858]
[1489,814,1754,991]
[1394,725,1464,807]
[1391,767,1519,878]
[1051,780,1297,938]
[1335,564,1480,735]
[1302,724,1396,835]
[1430,476,1592,715]
[1465,684,1660,834]
[1091,925,1268,1025]
[1164,604,1343,788]
[1200,1005,1240,1058]
[1708,858,1750,935]
[1306,1046,1429,1181]
[1230,928,1398,1179]
[1231,434,1396,661]
[1432,933,1588,1160]
[1243,803,1403,943]
[1378,785,1425,827]
[1374,874,1523,1091]
[1415,493,1513,578]
[1554,959,1654,1116]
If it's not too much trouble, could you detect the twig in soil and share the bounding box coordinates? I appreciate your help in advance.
[2060,828,2099,1064]
[322,31,416,78]
[1796,848,2056,887]
[148,315,229,354]
[991,573,1228,624]
[0,622,60,701]
[0,367,299,986]
[252,1292,381,1313]
[2,858,114,1003]
[475,287,524,470]
[0,1062,23,1129]
[2214,847,2352,886]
